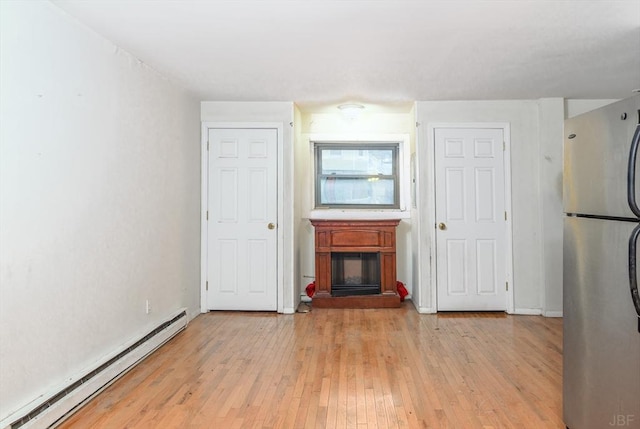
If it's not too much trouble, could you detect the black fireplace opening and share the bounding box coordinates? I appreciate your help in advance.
[331,252,381,296]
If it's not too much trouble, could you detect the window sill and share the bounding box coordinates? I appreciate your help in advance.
[306,209,411,220]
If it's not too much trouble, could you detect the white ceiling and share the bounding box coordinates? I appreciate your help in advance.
[53,0,640,106]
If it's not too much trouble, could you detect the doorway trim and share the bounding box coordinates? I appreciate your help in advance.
[200,122,285,313]
[427,123,514,313]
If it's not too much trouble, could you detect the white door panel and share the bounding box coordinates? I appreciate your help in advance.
[435,128,507,311]
[207,128,277,311]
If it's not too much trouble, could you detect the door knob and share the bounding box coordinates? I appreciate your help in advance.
[268,223,276,230]
[438,222,447,230]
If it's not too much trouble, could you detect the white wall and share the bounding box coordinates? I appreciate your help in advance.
[416,100,554,313]
[293,105,306,302]
[565,99,619,118]
[538,98,565,316]
[0,1,201,421]
[200,101,296,312]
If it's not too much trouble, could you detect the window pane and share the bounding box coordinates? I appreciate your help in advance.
[320,177,395,205]
[320,149,393,175]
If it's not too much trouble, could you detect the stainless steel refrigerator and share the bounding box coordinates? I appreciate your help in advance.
[563,95,640,429]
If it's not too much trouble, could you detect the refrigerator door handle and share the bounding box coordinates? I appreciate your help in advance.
[629,223,640,332]
[627,124,640,217]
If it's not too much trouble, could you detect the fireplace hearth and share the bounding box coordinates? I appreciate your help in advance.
[310,219,401,308]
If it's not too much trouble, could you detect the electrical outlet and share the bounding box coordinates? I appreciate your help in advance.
[145,299,151,314]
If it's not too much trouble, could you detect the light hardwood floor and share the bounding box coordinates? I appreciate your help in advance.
[59,303,564,428]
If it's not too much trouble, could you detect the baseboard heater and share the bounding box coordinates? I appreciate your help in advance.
[4,309,188,429]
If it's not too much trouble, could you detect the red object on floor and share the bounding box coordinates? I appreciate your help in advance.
[397,281,408,301]
[308,280,406,301]
[306,281,316,298]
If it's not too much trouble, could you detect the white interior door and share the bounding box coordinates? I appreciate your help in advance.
[435,127,507,311]
[207,128,278,311]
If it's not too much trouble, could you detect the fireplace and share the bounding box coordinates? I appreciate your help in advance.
[310,219,401,308]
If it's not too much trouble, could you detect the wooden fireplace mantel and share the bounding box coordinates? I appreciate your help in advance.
[310,219,401,308]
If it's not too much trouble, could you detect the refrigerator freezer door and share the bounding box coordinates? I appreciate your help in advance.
[564,95,640,218]
[563,216,640,429]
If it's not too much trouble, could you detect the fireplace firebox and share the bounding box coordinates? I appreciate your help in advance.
[331,252,381,296]
[310,219,401,308]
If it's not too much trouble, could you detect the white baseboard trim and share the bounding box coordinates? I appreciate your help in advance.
[543,310,563,318]
[1,309,188,429]
[414,305,436,314]
[513,308,543,315]
[300,295,312,303]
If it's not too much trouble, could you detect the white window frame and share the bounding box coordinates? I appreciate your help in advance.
[315,142,400,209]
[308,134,411,220]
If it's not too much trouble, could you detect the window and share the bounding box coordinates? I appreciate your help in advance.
[315,143,399,209]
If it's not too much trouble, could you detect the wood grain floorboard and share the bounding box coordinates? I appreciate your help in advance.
[58,303,564,428]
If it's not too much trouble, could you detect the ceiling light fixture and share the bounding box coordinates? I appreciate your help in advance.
[338,103,365,121]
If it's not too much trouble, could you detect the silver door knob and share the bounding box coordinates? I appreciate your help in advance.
[268,223,276,230]
[438,222,447,230]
